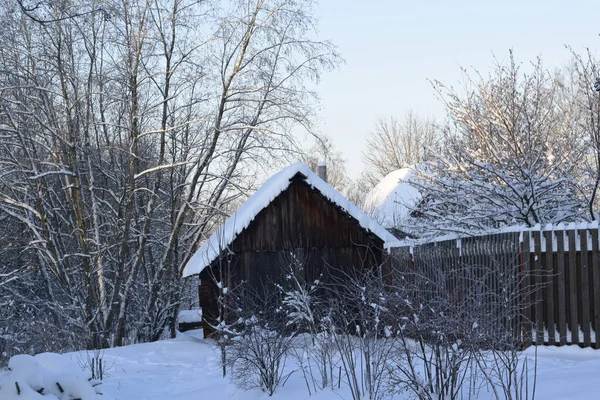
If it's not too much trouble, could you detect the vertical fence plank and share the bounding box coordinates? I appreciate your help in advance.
[507,233,519,344]
[503,234,514,340]
[556,230,567,346]
[404,227,598,349]
[478,237,485,334]
[580,229,591,347]
[521,231,532,347]
[437,242,444,297]
[533,230,544,345]
[592,228,600,349]
[489,236,496,337]
[544,230,556,345]
[506,233,518,341]
[493,235,500,337]
[568,230,579,345]
[478,238,487,333]
[451,240,459,305]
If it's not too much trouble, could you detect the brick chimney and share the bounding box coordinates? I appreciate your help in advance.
[317,161,327,183]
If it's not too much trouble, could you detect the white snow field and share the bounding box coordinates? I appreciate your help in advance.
[2,332,600,400]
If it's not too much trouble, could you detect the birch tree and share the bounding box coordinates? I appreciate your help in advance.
[0,0,339,354]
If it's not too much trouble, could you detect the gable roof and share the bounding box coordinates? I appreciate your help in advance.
[363,168,421,230]
[183,162,401,277]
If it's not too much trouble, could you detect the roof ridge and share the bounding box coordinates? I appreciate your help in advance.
[183,162,400,277]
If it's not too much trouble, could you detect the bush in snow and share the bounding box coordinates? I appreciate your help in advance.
[225,285,294,396]
[76,349,115,381]
[387,252,540,400]
[228,322,294,396]
[407,54,587,239]
[325,266,398,400]
[280,253,339,393]
[0,354,105,399]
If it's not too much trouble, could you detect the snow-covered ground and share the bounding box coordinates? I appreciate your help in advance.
[3,332,600,399]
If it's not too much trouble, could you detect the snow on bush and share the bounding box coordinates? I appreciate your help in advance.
[0,353,107,399]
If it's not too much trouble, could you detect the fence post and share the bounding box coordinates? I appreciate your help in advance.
[568,230,579,345]
[556,229,567,346]
[533,230,544,345]
[580,228,592,347]
[544,230,556,345]
[590,228,600,349]
[521,231,532,347]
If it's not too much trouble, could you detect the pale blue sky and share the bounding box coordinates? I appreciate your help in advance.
[312,0,600,178]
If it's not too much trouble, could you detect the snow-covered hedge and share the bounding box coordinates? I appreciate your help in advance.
[0,354,107,399]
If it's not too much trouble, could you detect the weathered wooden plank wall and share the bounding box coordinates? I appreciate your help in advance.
[393,226,600,348]
[198,177,389,338]
[392,232,522,343]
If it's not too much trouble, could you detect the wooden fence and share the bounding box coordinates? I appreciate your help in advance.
[392,224,600,348]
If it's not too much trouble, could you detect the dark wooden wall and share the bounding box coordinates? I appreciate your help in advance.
[231,176,383,252]
[392,228,600,349]
[521,229,600,348]
[199,175,389,337]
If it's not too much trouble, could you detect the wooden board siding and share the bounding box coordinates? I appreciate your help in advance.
[556,230,567,346]
[198,176,389,337]
[592,229,600,349]
[231,177,384,252]
[198,279,219,337]
[393,228,600,348]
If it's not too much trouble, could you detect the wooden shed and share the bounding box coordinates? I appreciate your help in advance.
[182,163,400,337]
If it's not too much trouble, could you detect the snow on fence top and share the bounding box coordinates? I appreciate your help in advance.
[183,162,401,277]
[397,220,600,254]
[363,168,421,229]
[517,221,600,252]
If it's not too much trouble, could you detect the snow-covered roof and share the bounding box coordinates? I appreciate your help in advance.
[183,163,401,277]
[363,168,421,230]
[178,309,202,323]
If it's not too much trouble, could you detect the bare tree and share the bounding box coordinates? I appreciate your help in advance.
[300,134,350,193]
[409,53,586,237]
[568,47,600,221]
[0,0,340,354]
[363,111,440,187]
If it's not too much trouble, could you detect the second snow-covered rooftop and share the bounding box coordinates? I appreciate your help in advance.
[363,168,421,230]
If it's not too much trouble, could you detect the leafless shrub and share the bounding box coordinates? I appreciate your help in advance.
[388,247,541,400]
[389,266,473,400]
[76,349,117,381]
[279,252,338,393]
[323,264,398,400]
[474,346,537,400]
[466,260,540,400]
[226,284,295,396]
